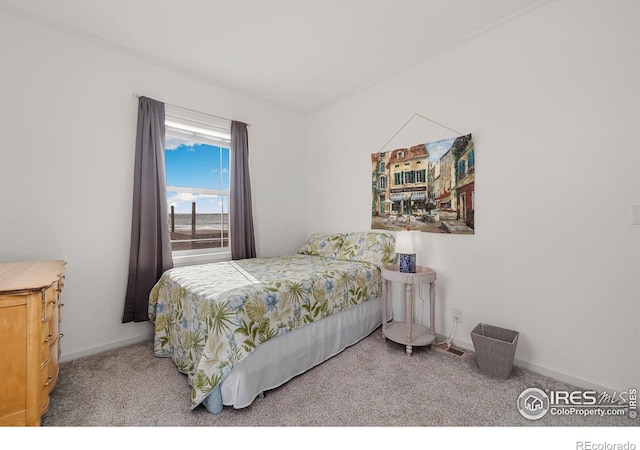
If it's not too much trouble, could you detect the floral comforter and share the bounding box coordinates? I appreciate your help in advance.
[148,233,394,410]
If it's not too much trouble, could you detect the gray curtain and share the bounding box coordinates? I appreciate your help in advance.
[230,121,256,260]
[123,96,173,323]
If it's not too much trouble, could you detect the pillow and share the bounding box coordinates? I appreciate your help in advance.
[335,232,395,268]
[297,233,344,258]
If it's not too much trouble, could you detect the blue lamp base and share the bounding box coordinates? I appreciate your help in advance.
[399,253,416,273]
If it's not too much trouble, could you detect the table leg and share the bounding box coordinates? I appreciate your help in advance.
[381,278,387,341]
[406,283,413,355]
[430,281,435,348]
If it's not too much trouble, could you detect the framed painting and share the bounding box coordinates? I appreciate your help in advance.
[371,134,475,234]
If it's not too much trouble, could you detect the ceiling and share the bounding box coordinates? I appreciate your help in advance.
[1,0,550,113]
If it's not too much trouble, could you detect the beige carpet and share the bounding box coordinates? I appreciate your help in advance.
[42,328,636,428]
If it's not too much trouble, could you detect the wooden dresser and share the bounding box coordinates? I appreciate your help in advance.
[0,260,66,426]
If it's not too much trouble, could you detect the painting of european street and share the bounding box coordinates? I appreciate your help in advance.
[371,134,475,234]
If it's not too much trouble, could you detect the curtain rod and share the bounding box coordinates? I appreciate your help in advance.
[132,93,250,127]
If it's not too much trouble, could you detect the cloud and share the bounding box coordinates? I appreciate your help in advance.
[167,192,198,206]
[167,192,226,214]
[166,136,200,151]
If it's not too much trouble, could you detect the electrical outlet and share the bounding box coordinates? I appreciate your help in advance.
[452,308,462,324]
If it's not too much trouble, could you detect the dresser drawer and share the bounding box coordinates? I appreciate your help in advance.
[40,347,58,412]
[46,336,60,394]
[46,306,60,338]
[42,288,56,323]
[39,335,50,366]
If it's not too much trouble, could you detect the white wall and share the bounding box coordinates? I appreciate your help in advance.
[306,0,640,391]
[0,11,308,360]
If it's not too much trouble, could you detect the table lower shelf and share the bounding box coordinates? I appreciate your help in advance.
[382,321,436,348]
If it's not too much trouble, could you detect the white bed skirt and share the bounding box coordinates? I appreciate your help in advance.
[202,295,388,413]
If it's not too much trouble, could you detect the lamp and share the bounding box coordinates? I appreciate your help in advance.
[395,229,417,273]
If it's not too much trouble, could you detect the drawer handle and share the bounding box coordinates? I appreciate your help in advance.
[41,358,50,369]
[59,303,64,308]
[44,376,54,387]
[44,334,54,343]
[59,333,64,339]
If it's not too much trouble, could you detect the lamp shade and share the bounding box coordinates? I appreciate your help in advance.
[395,230,416,254]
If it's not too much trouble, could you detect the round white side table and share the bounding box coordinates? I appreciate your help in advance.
[381,264,436,356]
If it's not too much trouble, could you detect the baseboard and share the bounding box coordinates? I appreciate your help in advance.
[449,336,627,394]
[60,333,153,363]
[59,330,626,394]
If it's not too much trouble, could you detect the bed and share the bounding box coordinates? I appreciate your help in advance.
[148,231,395,414]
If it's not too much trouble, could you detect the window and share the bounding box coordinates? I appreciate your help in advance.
[403,171,415,184]
[378,175,387,190]
[458,160,466,177]
[164,106,231,260]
